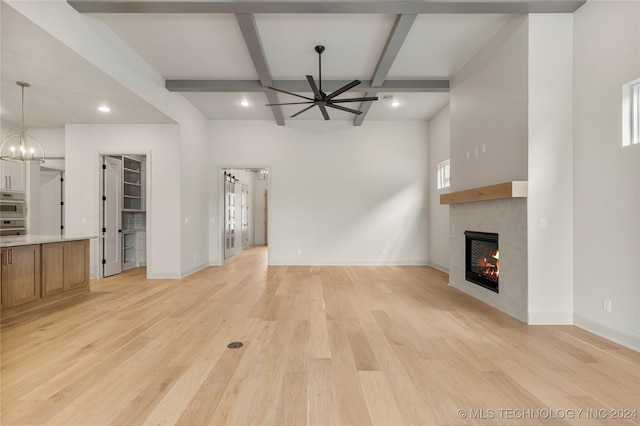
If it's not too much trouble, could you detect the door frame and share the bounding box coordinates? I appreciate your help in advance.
[96,151,151,279]
[217,165,270,266]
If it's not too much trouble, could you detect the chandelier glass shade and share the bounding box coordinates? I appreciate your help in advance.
[0,82,45,164]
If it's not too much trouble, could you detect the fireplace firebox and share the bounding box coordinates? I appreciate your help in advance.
[465,231,499,293]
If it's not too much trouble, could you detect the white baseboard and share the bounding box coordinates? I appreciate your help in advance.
[268,259,430,266]
[574,314,640,352]
[429,262,449,273]
[146,272,182,279]
[180,263,209,278]
[528,311,573,325]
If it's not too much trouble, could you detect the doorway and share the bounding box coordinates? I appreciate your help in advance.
[221,167,269,262]
[39,169,64,235]
[100,154,148,278]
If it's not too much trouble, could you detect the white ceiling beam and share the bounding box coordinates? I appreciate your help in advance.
[235,13,284,125]
[166,79,449,92]
[69,1,586,15]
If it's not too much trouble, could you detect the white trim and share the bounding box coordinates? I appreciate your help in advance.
[180,263,209,278]
[574,314,640,352]
[622,79,640,147]
[429,262,449,273]
[528,311,573,325]
[268,259,430,266]
[147,272,182,279]
[436,158,451,189]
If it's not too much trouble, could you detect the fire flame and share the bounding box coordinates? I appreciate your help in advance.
[475,249,499,282]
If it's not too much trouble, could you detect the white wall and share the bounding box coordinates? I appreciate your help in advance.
[65,124,182,279]
[448,16,530,319]
[450,16,529,191]
[428,105,450,272]
[527,14,574,325]
[179,114,209,276]
[573,1,640,350]
[28,128,65,158]
[209,121,430,266]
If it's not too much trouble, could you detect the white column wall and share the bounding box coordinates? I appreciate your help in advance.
[428,105,450,272]
[527,14,574,324]
[450,16,529,192]
[65,124,182,279]
[573,1,640,350]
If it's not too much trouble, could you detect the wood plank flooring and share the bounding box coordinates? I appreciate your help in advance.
[1,245,638,425]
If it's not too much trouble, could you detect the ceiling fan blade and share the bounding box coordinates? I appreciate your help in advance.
[266,101,314,106]
[328,96,379,104]
[326,103,363,115]
[290,104,317,118]
[267,86,314,101]
[325,79,361,100]
[318,104,330,120]
[306,75,323,100]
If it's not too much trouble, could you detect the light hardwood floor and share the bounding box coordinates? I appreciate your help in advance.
[1,246,638,425]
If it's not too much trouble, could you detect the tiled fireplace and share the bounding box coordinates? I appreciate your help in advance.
[443,183,528,322]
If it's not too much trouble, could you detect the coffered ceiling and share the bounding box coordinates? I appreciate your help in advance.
[0,1,585,128]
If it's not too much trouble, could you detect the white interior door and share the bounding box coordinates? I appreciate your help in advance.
[224,178,236,259]
[241,185,249,250]
[103,156,122,277]
[39,170,62,235]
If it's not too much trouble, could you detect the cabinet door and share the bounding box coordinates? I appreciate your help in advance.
[64,240,89,290]
[42,243,65,297]
[8,162,25,191]
[0,160,25,191]
[4,245,40,307]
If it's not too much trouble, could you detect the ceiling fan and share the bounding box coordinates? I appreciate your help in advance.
[266,45,378,120]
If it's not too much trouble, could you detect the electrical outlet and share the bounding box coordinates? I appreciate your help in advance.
[297,249,302,255]
[540,218,548,229]
[602,299,612,312]
[482,144,487,154]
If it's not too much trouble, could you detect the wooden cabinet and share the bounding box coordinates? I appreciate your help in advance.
[1,239,90,317]
[1,244,41,308]
[42,240,90,297]
[0,160,26,191]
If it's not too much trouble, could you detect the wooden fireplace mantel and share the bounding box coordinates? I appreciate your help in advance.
[440,181,528,205]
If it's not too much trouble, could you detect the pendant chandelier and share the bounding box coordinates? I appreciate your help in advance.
[0,81,45,164]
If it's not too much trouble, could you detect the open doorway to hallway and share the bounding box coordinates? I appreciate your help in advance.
[221,167,269,262]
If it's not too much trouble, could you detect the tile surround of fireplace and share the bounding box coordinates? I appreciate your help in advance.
[449,198,527,322]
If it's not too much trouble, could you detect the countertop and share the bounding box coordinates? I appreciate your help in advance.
[0,235,98,248]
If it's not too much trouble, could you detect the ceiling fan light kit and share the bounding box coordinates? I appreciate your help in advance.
[266,45,378,120]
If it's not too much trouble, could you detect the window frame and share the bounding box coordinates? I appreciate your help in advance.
[437,159,450,190]
[622,79,640,147]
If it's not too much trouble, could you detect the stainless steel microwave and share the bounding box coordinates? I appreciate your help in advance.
[0,191,26,218]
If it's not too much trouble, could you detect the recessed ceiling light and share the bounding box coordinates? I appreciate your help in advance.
[98,105,111,113]
[391,100,401,108]
[239,99,251,107]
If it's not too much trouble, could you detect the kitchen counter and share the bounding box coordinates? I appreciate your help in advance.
[0,234,98,248]
[1,236,93,318]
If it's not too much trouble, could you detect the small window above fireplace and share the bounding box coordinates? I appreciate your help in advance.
[464,231,499,293]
